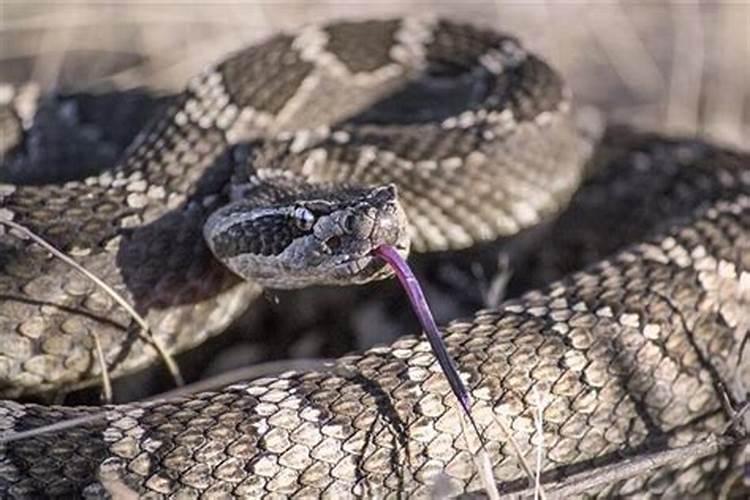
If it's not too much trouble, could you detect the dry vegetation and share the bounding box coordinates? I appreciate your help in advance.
[2,2,747,145]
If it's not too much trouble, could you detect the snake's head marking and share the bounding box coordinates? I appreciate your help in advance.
[204,184,410,288]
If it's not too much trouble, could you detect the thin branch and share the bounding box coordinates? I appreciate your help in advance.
[0,410,119,444]
[490,407,544,497]
[543,436,735,499]
[495,436,737,499]
[532,388,548,500]
[92,331,113,403]
[459,409,501,500]
[721,400,749,436]
[155,358,334,400]
[0,219,184,387]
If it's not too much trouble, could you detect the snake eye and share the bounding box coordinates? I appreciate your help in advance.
[293,207,315,231]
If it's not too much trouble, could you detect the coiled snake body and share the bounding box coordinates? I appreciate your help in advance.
[0,18,748,498]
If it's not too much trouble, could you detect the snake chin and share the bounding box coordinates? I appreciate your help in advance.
[204,184,410,289]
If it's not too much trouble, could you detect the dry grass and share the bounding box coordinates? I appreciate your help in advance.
[0,219,184,392]
[1,1,747,146]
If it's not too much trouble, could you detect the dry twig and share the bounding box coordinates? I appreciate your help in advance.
[0,218,184,389]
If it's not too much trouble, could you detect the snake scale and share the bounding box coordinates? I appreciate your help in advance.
[0,18,748,499]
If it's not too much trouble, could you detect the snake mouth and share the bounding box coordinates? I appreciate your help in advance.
[336,241,409,284]
[373,241,410,260]
[324,186,410,283]
[373,242,410,276]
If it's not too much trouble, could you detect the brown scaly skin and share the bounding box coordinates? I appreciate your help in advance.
[0,19,748,499]
[0,18,584,397]
[1,133,748,498]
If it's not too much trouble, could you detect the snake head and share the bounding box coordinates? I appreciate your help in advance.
[204,184,410,288]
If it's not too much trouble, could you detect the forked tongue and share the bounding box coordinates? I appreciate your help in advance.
[373,245,499,498]
[373,245,472,413]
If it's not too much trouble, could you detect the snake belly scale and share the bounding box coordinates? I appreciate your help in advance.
[0,17,748,499]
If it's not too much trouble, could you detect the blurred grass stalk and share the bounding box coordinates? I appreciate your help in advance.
[0,1,747,146]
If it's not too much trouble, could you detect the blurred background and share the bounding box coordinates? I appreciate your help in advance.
[2,1,748,146]
[2,1,748,400]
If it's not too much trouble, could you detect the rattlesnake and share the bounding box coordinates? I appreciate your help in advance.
[0,18,748,498]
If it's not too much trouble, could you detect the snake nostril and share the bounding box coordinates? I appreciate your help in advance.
[342,214,356,234]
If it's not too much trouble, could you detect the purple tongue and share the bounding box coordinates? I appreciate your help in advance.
[373,245,472,415]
